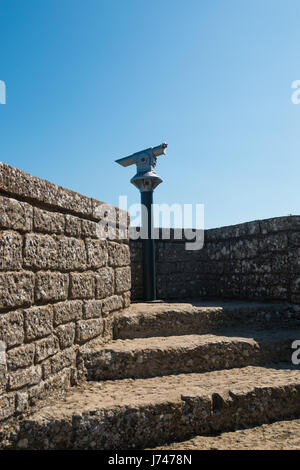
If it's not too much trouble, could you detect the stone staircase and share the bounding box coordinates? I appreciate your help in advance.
[1,300,300,449]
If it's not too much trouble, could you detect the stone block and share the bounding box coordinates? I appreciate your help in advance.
[24,234,86,270]
[0,231,23,270]
[43,368,71,395]
[115,267,131,294]
[8,365,42,390]
[15,390,29,413]
[259,233,288,253]
[260,216,300,234]
[24,305,53,341]
[33,207,65,234]
[0,311,24,348]
[0,195,32,231]
[0,394,15,421]
[49,348,76,375]
[53,300,83,326]
[102,295,123,316]
[86,239,108,268]
[123,291,131,308]
[95,267,114,299]
[70,272,95,299]
[35,271,69,302]
[35,335,60,363]
[55,323,76,349]
[81,219,99,239]
[83,299,103,319]
[0,161,94,218]
[65,214,82,238]
[6,343,35,371]
[230,239,259,259]
[76,319,103,343]
[108,241,130,267]
[206,241,231,260]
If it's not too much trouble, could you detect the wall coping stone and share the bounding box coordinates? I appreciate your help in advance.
[0,161,128,224]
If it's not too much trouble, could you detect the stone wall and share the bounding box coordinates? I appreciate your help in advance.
[0,162,130,422]
[131,216,300,303]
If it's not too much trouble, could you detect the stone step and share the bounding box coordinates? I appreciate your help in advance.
[113,300,300,339]
[150,417,300,450]
[2,364,300,449]
[83,328,298,380]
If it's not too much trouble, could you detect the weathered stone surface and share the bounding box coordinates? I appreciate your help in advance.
[35,336,60,363]
[102,295,123,316]
[290,248,300,274]
[0,195,32,231]
[65,214,82,238]
[108,242,130,267]
[15,390,29,413]
[206,241,231,261]
[76,319,103,343]
[131,217,300,303]
[0,162,131,424]
[92,200,118,224]
[206,223,249,241]
[24,306,53,341]
[6,343,35,371]
[48,348,76,375]
[95,267,114,299]
[123,291,131,308]
[0,161,96,218]
[53,301,82,326]
[86,239,108,268]
[115,267,131,294]
[290,232,300,247]
[0,366,7,394]
[8,365,42,390]
[259,233,288,253]
[35,272,69,302]
[83,300,102,319]
[42,368,71,395]
[70,272,95,299]
[55,323,76,349]
[2,364,300,450]
[58,237,87,270]
[26,380,44,405]
[23,233,57,269]
[85,328,296,381]
[33,207,65,234]
[0,311,24,348]
[291,277,300,294]
[231,239,259,259]
[24,234,87,270]
[81,219,99,239]
[260,216,300,234]
[0,231,23,270]
[0,394,15,421]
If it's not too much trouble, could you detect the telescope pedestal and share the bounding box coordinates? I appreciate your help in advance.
[141,190,156,301]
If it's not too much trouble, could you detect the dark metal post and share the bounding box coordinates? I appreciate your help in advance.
[141,190,156,300]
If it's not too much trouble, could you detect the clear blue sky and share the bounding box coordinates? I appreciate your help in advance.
[0,0,299,229]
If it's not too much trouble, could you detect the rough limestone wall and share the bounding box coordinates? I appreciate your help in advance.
[130,216,300,303]
[0,162,131,423]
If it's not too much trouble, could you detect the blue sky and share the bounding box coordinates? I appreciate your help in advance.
[0,0,299,229]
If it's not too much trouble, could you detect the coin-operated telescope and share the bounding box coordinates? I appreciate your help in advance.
[115,143,167,192]
[116,143,168,301]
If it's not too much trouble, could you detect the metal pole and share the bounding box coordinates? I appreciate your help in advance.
[141,190,156,301]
